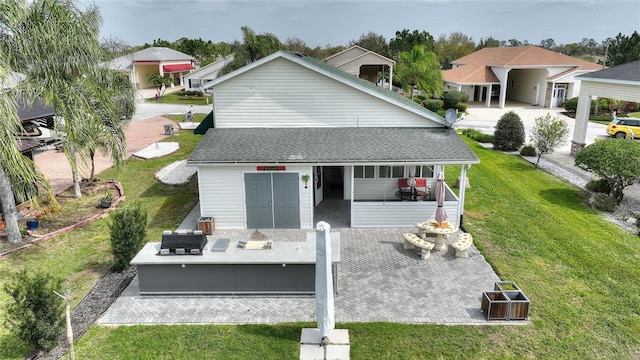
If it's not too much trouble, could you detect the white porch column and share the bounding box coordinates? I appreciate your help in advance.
[456,164,470,227]
[349,166,355,228]
[388,65,393,90]
[158,63,164,77]
[571,92,593,155]
[486,85,492,107]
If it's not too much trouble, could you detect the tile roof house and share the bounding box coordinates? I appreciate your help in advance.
[570,59,640,155]
[188,51,478,230]
[105,47,196,89]
[324,45,395,90]
[442,46,603,108]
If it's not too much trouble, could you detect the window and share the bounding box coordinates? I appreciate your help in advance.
[354,166,375,178]
[378,166,404,178]
[410,165,433,178]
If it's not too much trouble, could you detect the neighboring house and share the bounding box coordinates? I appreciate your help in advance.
[571,59,640,155]
[105,47,196,89]
[442,46,603,108]
[324,45,395,90]
[183,54,236,91]
[187,51,478,230]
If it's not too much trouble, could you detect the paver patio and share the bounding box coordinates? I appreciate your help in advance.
[98,227,516,325]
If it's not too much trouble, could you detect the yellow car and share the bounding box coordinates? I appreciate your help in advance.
[606,117,640,139]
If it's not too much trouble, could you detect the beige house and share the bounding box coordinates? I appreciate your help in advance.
[443,46,603,108]
[324,45,395,89]
[106,47,195,89]
[571,59,640,154]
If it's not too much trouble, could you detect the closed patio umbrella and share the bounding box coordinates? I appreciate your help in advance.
[435,171,447,227]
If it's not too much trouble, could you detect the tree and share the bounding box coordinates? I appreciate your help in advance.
[506,39,523,47]
[109,200,148,272]
[4,270,65,351]
[529,113,570,168]
[284,36,310,53]
[607,31,640,66]
[147,74,172,97]
[349,31,390,58]
[476,36,501,50]
[493,111,525,151]
[434,32,476,69]
[2,0,136,201]
[575,139,640,204]
[395,45,443,100]
[218,26,282,76]
[389,29,435,58]
[540,38,556,49]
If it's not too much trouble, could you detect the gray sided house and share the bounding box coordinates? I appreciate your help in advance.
[188,51,479,230]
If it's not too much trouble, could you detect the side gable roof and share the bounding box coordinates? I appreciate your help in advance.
[324,45,395,66]
[184,54,235,80]
[444,46,603,84]
[105,47,195,71]
[577,59,640,85]
[202,51,444,125]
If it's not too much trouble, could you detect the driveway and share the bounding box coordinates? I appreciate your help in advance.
[457,102,608,153]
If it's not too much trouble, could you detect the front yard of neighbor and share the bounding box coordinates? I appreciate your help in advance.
[1,134,639,359]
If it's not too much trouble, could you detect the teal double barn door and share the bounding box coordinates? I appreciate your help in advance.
[245,173,300,229]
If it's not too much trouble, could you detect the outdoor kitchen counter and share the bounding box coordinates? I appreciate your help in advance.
[131,232,340,265]
[131,232,340,295]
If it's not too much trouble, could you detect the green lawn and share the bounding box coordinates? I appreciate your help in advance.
[2,136,640,359]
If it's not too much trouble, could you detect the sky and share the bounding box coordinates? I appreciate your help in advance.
[83,0,640,48]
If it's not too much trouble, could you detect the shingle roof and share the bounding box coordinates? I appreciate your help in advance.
[443,46,603,84]
[577,59,640,83]
[104,47,195,71]
[188,127,479,165]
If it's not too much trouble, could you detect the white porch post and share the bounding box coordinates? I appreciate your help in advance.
[159,63,164,77]
[349,166,355,227]
[388,65,393,90]
[456,164,470,227]
[486,85,492,107]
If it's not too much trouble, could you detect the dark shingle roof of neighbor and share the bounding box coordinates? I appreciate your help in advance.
[188,127,479,164]
[578,59,640,82]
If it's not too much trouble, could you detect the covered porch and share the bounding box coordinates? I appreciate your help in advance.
[313,164,466,228]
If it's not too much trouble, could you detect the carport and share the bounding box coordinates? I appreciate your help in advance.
[571,60,640,155]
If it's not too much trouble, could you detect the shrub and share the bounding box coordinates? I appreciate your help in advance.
[520,145,536,156]
[455,102,468,112]
[442,91,468,109]
[493,111,525,151]
[564,97,579,113]
[586,179,612,194]
[423,99,443,112]
[177,90,204,97]
[592,194,618,212]
[109,200,148,272]
[3,270,64,351]
[461,128,494,143]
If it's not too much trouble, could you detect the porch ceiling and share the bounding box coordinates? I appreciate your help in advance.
[188,127,479,165]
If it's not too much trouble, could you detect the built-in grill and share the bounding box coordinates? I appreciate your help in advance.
[159,230,207,255]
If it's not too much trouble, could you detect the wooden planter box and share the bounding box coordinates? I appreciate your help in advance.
[494,281,520,292]
[481,291,510,320]
[504,290,530,320]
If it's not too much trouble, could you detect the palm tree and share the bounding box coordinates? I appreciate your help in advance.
[395,45,444,100]
[218,26,282,76]
[0,63,52,243]
[1,0,136,199]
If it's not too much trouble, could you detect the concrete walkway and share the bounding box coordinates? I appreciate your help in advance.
[99,228,506,325]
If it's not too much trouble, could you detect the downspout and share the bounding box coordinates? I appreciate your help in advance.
[457,164,471,232]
